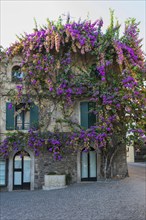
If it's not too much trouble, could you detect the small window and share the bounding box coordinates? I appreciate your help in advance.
[6,102,39,131]
[90,64,99,78]
[12,66,23,82]
[0,159,6,186]
[15,104,30,130]
[80,102,96,129]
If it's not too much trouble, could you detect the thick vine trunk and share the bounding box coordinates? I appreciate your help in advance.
[101,137,128,179]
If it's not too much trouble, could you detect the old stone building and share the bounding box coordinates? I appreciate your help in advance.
[0,55,128,191]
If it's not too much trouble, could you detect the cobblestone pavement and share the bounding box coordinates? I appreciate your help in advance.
[0,163,146,220]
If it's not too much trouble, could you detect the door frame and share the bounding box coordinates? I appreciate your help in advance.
[77,149,101,183]
[8,148,34,191]
[81,148,97,181]
[13,151,31,190]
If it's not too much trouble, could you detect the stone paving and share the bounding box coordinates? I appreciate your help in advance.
[0,163,146,220]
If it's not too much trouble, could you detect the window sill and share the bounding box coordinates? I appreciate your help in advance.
[6,130,29,133]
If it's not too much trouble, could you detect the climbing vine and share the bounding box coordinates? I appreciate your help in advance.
[0,11,145,178]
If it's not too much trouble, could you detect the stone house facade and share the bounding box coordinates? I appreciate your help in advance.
[0,55,128,191]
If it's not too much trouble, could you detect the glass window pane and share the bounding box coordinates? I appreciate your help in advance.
[14,156,22,168]
[81,152,88,178]
[0,177,5,185]
[24,111,30,130]
[0,161,5,171]
[0,160,6,185]
[16,113,23,130]
[12,66,23,81]
[14,172,22,185]
[23,156,31,183]
[89,151,96,178]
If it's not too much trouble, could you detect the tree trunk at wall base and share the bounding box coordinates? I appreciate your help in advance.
[101,137,129,179]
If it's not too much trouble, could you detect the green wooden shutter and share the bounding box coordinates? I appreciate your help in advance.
[88,102,96,128]
[30,103,39,128]
[6,103,15,130]
[80,102,88,129]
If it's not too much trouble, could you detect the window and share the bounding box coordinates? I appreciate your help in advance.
[15,104,30,130]
[12,66,23,82]
[80,102,96,129]
[0,159,7,186]
[90,64,100,78]
[6,103,39,130]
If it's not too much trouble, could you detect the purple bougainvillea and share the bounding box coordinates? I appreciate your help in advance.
[0,12,145,168]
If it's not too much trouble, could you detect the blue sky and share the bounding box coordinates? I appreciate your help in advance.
[1,0,145,52]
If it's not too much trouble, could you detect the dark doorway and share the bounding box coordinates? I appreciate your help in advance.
[81,148,97,181]
[13,151,31,190]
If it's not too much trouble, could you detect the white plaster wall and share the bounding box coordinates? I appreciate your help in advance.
[127,146,135,162]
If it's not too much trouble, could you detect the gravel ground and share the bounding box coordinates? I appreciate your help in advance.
[0,163,146,220]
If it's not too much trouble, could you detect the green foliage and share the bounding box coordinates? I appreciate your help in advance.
[0,11,145,178]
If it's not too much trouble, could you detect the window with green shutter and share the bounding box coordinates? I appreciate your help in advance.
[30,104,39,129]
[6,103,39,130]
[80,102,96,129]
[6,103,15,130]
[88,102,96,128]
[80,102,89,129]
[15,104,30,130]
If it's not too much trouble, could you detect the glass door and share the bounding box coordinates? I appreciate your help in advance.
[23,155,31,189]
[81,149,97,181]
[81,152,88,178]
[13,152,31,190]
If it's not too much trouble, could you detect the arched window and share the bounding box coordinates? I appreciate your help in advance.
[12,65,23,82]
[90,64,99,78]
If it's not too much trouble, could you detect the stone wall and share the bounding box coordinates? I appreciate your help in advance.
[0,55,129,191]
[100,142,128,179]
[34,151,77,189]
[112,145,128,178]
